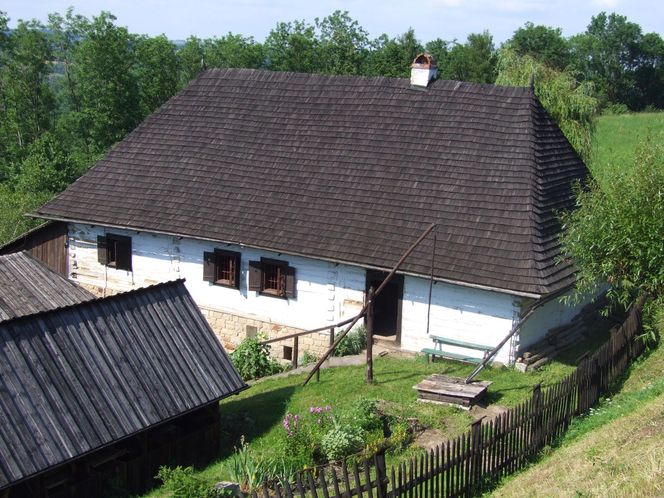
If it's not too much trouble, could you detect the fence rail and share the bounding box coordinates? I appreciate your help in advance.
[250,297,646,498]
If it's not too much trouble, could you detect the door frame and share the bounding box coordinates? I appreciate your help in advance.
[365,269,403,344]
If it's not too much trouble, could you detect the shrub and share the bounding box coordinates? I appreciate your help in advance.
[345,397,382,433]
[603,103,629,115]
[388,421,412,454]
[333,326,367,356]
[156,465,217,498]
[300,350,318,366]
[230,335,283,380]
[223,436,268,492]
[321,424,364,462]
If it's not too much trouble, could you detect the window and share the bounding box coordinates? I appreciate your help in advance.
[248,258,296,298]
[203,249,241,289]
[97,233,132,271]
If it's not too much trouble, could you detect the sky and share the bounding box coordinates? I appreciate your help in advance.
[3,0,663,44]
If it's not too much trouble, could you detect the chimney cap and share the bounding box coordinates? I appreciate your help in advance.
[411,53,437,69]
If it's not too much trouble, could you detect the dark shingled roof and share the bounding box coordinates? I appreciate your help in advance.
[0,252,94,321]
[0,280,247,489]
[36,69,587,297]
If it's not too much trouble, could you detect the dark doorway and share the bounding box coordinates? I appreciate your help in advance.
[366,270,403,342]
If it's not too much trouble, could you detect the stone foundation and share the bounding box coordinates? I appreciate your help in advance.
[75,283,334,360]
[199,306,333,360]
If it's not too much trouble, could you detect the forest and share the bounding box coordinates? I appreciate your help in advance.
[0,8,663,244]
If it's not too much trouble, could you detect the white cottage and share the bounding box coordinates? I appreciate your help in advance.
[33,56,590,365]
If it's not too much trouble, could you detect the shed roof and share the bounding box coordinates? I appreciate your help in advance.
[35,69,587,297]
[0,280,246,489]
[0,252,94,321]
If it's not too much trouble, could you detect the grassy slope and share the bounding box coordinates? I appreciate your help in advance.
[589,112,664,185]
[491,113,664,497]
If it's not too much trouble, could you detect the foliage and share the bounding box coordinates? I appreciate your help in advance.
[509,22,571,70]
[156,465,217,498]
[333,325,367,356]
[320,424,364,462]
[559,139,664,308]
[223,436,268,492]
[345,397,382,432]
[133,35,179,118]
[300,350,318,366]
[441,31,497,84]
[364,29,423,78]
[496,47,599,161]
[388,421,412,454]
[230,335,282,380]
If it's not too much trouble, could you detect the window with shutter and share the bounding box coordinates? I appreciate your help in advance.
[203,249,241,289]
[248,258,296,299]
[98,233,132,271]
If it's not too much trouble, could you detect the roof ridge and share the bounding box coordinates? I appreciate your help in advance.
[0,279,186,330]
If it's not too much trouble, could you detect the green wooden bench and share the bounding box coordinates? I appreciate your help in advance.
[421,335,494,364]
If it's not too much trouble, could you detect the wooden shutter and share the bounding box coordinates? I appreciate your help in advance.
[248,260,261,291]
[285,265,296,298]
[97,235,108,265]
[116,236,132,271]
[203,251,216,282]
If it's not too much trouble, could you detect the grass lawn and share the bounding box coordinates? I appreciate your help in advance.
[142,351,589,497]
[590,112,664,186]
[490,339,664,497]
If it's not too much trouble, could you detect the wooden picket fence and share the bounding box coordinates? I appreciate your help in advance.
[250,298,646,498]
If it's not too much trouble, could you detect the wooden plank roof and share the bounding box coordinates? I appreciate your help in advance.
[0,252,94,321]
[0,280,246,490]
[35,69,587,297]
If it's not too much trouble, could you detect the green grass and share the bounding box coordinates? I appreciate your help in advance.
[590,112,664,187]
[141,354,579,497]
[490,339,664,497]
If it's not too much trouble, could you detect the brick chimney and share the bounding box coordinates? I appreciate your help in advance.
[410,53,438,88]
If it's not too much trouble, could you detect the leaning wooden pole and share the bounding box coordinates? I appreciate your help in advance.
[366,286,375,384]
[303,223,436,386]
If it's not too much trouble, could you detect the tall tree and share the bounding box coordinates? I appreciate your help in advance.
[365,29,423,77]
[509,22,571,70]
[570,12,645,108]
[264,20,318,73]
[177,36,205,88]
[0,20,54,168]
[442,31,497,83]
[203,33,264,69]
[71,11,139,150]
[134,34,178,118]
[315,11,369,75]
[496,48,598,161]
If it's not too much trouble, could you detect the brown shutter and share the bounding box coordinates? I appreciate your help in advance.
[97,235,108,265]
[203,251,216,282]
[248,260,261,291]
[285,265,296,298]
[234,254,241,289]
[116,237,132,271]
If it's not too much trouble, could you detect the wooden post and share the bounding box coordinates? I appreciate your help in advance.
[293,336,299,369]
[366,286,375,384]
[329,327,335,347]
[531,383,543,453]
[470,417,484,494]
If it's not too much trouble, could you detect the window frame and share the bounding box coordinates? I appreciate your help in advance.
[248,257,296,299]
[203,249,241,289]
[97,233,132,271]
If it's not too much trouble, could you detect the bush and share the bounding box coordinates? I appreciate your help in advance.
[156,465,217,498]
[223,436,268,492]
[321,425,364,462]
[230,335,283,380]
[333,326,367,356]
[602,103,629,115]
[300,350,318,366]
[345,397,382,432]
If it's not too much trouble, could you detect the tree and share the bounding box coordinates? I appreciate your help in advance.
[203,33,264,70]
[365,29,423,77]
[264,20,318,73]
[560,140,664,311]
[0,19,54,167]
[315,11,369,75]
[571,12,642,107]
[496,48,598,161]
[441,31,497,83]
[510,22,571,70]
[134,34,178,118]
[177,36,205,88]
[71,11,140,150]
